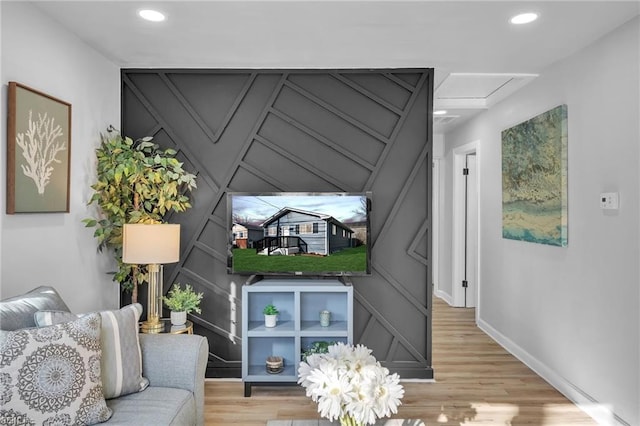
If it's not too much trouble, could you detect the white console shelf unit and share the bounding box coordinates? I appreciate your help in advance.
[241,278,353,397]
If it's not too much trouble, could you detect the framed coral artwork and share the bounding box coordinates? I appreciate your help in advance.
[7,82,71,213]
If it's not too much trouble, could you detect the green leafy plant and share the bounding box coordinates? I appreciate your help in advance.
[83,126,197,302]
[163,283,203,314]
[263,304,279,315]
[301,340,336,362]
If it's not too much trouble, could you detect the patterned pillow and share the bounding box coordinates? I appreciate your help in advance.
[35,304,149,399]
[0,313,112,425]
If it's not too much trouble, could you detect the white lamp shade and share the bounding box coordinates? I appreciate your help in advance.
[122,224,180,264]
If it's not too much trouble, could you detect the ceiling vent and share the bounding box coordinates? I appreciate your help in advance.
[433,115,458,125]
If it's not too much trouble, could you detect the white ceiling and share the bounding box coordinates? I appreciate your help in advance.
[29,0,640,133]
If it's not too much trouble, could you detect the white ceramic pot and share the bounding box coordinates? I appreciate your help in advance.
[264,314,277,328]
[171,311,187,326]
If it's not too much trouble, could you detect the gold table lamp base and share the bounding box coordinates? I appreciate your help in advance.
[140,318,164,333]
[141,263,164,334]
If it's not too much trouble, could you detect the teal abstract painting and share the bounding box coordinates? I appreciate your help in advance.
[502,105,568,247]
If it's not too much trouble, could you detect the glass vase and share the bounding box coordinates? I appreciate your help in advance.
[339,415,363,426]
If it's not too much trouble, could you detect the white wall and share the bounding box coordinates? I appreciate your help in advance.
[442,17,639,426]
[1,2,121,312]
[432,134,444,300]
[0,2,4,292]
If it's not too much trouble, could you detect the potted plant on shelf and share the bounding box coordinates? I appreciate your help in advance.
[301,340,336,362]
[263,304,279,328]
[163,283,204,326]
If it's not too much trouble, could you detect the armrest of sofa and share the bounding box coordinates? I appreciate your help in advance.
[139,333,208,426]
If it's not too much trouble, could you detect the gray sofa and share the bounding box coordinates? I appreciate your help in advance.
[0,286,209,426]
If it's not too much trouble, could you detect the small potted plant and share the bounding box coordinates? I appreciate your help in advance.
[163,283,203,325]
[301,340,336,362]
[263,303,279,328]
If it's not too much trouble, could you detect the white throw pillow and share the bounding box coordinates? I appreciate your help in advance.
[0,313,112,425]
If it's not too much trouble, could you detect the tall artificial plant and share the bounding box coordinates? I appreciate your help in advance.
[83,126,197,302]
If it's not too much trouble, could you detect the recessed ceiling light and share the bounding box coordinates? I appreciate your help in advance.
[138,9,166,22]
[434,110,448,115]
[510,12,538,25]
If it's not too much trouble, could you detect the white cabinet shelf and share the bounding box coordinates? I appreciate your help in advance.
[242,278,353,396]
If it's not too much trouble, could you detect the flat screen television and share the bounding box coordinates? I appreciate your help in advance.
[227,192,371,276]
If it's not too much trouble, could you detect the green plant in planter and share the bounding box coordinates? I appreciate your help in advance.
[83,126,197,302]
[263,304,279,315]
[301,340,337,362]
[163,284,203,314]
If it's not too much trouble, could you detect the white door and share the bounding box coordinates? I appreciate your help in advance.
[452,142,479,308]
[464,154,478,308]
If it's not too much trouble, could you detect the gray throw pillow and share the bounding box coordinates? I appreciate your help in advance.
[34,310,77,326]
[35,304,149,399]
[0,286,70,331]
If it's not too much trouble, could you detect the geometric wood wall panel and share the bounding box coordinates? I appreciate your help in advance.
[122,69,434,379]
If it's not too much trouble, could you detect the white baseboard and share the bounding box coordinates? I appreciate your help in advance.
[434,289,453,306]
[476,318,627,426]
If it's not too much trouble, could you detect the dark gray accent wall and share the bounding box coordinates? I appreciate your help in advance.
[122,69,433,379]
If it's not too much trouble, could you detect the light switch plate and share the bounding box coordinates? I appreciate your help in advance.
[600,192,619,210]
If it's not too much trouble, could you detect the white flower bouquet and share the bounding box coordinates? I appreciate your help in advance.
[297,342,404,426]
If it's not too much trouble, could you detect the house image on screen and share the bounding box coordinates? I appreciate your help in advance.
[256,207,354,256]
[232,222,263,249]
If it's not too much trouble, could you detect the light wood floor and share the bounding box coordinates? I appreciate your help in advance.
[204,297,596,425]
